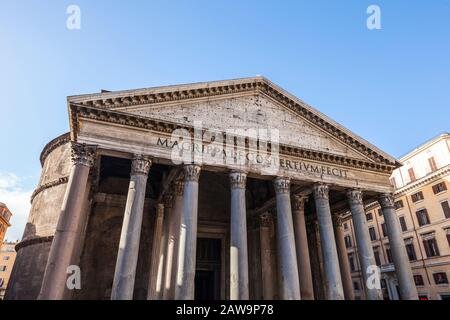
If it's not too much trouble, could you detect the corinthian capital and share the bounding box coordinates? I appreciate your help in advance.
[173,179,184,196]
[313,183,329,200]
[156,203,164,218]
[183,164,201,182]
[274,177,290,194]
[131,155,152,175]
[292,194,309,211]
[378,193,395,209]
[164,193,173,209]
[229,171,247,189]
[71,142,97,167]
[259,211,273,228]
[347,189,363,206]
[332,214,343,228]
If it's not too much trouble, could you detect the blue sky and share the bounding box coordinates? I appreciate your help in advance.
[0,1,449,240]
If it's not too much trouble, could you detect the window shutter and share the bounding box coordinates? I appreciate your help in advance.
[442,201,450,219]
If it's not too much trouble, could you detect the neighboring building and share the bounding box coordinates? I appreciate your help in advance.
[0,241,18,299]
[6,77,416,300]
[343,133,450,300]
[0,203,12,244]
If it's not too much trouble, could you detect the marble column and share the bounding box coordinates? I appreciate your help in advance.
[175,164,201,300]
[158,194,173,299]
[378,193,418,300]
[274,177,301,300]
[292,194,314,300]
[332,214,355,300]
[168,179,184,299]
[313,183,344,300]
[111,155,151,300]
[162,190,177,299]
[38,142,96,300]
[147,203,164,299]
[229,171,249,300]
[347,189,383,300]
[259,212,275,300]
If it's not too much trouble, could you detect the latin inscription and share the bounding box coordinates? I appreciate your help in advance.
[156,137,348,179]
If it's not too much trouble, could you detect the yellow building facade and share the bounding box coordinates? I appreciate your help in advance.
[343,133,450,300]
[0,241,17,299]
[0,203,12,245]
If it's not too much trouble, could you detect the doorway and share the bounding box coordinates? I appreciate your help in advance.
[195,238,221,300]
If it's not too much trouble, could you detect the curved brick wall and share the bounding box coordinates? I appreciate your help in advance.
[6,133,71,299]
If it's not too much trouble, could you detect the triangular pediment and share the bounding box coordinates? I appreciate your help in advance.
[68,76,398,166]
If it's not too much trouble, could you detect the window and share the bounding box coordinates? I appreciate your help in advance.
[405,243,417,261]
[423,237,440,257]
[369,227,377,241]
[366,213,373,221]
[399,216,407,232]
[441,201,450,219]
[433,182,447,194]
[414,275,424,286]
[411,191,424,203]
[433,272,449,285]
[390,177,397,189]
[374,250,381,266]
[381,223,388,237]
[395,200,404,210]
[0,265,6,271]
[386,248,393,263]
[344,222,348,230]
[408,167,416,182]
[348,254,356,272]
[428,157,438,172]
[416,209,430,226]
[378,209,383,216]
[344,235,352,248]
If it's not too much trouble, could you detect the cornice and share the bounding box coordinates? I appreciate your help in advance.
[68,77,398,167]
[394,165,450,197]
[30,177,69,204]
[40,132,71,167]
[343,166,450,213]
[15,235,53,252]
[70,104,396,174]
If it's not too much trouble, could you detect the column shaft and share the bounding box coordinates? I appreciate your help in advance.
[168,180,184,299]
[313,183,344,300]
[347,189,382,300]
[157,197,172,299]
[292,195,314,300]
[147,204,164,299]
[175,164,201,300]
[229,171,249,300]
[111,155,151,300]
[259,212,275,300]
[333,215,355,300]
[38,143,96,300]
[274,177,301,300]
[162,193,176,300]
[379,194,418,300]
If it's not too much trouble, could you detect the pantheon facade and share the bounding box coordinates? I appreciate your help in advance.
[6,77,418,300]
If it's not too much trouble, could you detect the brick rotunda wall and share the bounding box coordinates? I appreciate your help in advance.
[5,133,71,299]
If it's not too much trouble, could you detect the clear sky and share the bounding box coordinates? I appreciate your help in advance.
[0,1,449,240]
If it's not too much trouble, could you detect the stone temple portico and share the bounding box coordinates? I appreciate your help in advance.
[6,77,418,300]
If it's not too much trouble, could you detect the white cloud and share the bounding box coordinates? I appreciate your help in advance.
[0,172,33,242]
